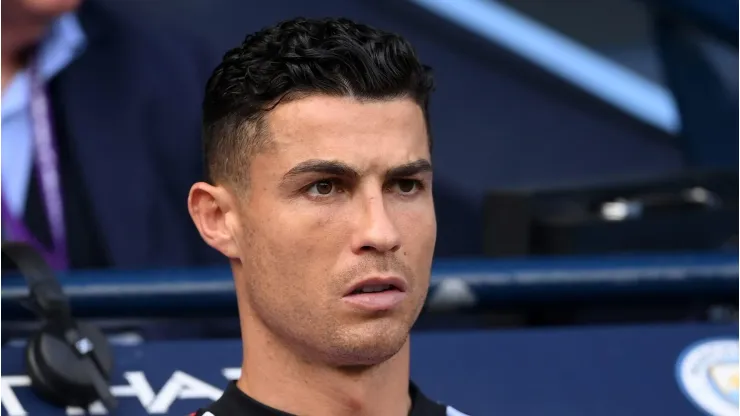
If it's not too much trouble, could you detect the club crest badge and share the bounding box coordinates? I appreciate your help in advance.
[676,338,738,416]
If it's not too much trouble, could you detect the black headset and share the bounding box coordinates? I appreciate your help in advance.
[2,241,118,412]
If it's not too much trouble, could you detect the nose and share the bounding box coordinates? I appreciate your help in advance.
[351,194,401,254]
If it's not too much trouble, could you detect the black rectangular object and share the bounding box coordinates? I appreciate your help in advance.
[483,171,738,257]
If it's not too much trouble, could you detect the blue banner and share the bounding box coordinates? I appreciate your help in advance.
[2,323,737,415]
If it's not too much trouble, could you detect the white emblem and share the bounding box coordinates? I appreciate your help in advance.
[676,338,738,416]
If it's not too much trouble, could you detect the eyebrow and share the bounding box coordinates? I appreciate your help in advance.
[386,159,433,178]
[282,159,433,181]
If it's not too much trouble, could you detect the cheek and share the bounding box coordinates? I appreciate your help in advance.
[396,203,436,290]
[247,203,348,287]
[292,195,367,238]
[395,200,437,254]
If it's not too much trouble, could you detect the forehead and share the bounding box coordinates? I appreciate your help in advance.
[260,95,430,170]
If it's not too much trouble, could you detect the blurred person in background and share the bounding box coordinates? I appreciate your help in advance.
[1,0,224,270]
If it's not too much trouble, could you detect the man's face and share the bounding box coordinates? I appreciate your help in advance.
[2,0,81,51]
[233,95,436,366]
[2,0,81,24]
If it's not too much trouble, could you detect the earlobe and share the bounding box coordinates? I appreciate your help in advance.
[188,182,241,259]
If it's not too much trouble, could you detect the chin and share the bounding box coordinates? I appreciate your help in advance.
[26,0,81,16]
[328,320,411,367]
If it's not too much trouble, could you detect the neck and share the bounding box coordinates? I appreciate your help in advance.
[237,313,412,416]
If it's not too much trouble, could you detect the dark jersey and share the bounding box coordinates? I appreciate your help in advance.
[190,381,468,415]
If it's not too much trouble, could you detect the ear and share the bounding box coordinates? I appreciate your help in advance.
[188,182,241,259]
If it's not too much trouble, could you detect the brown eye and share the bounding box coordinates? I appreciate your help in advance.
[308,180,335,196]
[316,181,333,194]
[397,179,418,194]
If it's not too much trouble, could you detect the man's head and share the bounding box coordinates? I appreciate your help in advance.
[189,17,436,368]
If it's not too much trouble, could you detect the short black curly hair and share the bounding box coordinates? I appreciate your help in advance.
[202,17,435,186]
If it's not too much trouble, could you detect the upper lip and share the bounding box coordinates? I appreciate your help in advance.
[344,276,408,296]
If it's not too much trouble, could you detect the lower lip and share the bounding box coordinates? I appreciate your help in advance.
[342,290,407,311]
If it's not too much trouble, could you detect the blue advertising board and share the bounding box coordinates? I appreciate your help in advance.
[2,323,737,416]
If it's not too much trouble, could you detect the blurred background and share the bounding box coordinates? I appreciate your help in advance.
[1,0,738,415]
[136,0,739,256]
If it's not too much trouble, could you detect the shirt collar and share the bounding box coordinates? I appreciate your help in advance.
[36,12,87,82]
[200,380,448,416]
[2,12,87,118]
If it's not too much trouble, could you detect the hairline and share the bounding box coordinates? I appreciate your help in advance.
[207,92,432,189]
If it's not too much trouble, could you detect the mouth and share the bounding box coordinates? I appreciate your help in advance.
[344,277,407,296]
[342,277,408,311]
